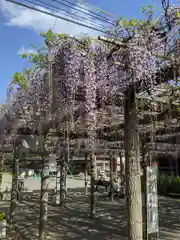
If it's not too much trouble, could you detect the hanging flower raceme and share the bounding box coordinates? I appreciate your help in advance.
[52,39,82,119]
[123,29,161,91]
[83,53,97,132]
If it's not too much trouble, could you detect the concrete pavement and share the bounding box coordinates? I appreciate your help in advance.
[1,173,85,191]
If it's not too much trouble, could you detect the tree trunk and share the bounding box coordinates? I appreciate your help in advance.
[55,141,63,204]
[39,134,49,240]
[0,152,4,192]
[175,152,179,177]
[60,159,67,206]
[119,151,124,179]
[124,87,143,240]
[113,153,117,178]
[109,152,114,202]
[60,124,69,207]
[169,158,173,176]
[141,140,148,240]
[84,152,88,195]
[55,160,60,204]
[9,146,19,228]
[90,152,96,218]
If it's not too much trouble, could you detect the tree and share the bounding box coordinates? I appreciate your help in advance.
[39,130,49,240]
[124,87,142,240]
[9,140,20,229]
[0,145,4,193]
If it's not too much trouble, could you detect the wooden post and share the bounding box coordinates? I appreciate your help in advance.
[113,153,117,178]
[109,152,114,202]
[55,142,63,204]
[124,87,143,240]
[119,151,124,179]
[60,121,69,207]
[60,160,66,206]
[84,152,88,195]
[90,152,96,218]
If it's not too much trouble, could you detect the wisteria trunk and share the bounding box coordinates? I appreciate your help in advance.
[84,152,88,195]
[39,134,49,240]
[60,123,69,207]
[109,152,114,202]
[141,140,148,240]
[60,159,67,207]
[124,87,143,240]
[9,146,19,228]
[175,155,179,177]
[90,152,96,218]
[113,154,117,178]
[0,153,4,192]
[55,160,60,204]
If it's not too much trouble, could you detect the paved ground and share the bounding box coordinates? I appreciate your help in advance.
[1,174,180,240]
[1,173,85,191]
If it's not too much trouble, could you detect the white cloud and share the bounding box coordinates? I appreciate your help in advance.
[18,46,37,55]
[0,0,100,36]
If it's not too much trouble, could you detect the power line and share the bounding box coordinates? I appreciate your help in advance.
[76,0,115,18]
[6,0,110,34]
[29,0,113,27]
[23,0,108,31]
[30,0,107,31]
[52,0,115,25]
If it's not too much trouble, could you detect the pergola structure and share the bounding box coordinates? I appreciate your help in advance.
[0,7,179,238]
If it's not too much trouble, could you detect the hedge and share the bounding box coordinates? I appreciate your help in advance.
[158,175,180,195]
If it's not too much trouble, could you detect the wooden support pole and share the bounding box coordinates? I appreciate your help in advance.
[113,153,117,178]
[60,123,69,207]
[90,152,96,218]
[84,152,88,195]
[109,152,114,202]
[98,36,177,63]
[119,151,124,179]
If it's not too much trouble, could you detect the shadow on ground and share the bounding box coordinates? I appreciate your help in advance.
[1,188,180,239]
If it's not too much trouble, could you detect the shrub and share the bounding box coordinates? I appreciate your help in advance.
[0,212,5,221]
[158,175,180,195]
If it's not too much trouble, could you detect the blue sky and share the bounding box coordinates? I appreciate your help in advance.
[0,0,179,103]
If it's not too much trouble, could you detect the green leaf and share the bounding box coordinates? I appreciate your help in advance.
[20,53,28,59]
[46,28,54,42]
[56,33,68,39]
[176,11,180,19]
[40,32,47,37]
[152,18,158,26]
[9,71,29,91]
[129,18,138,27]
